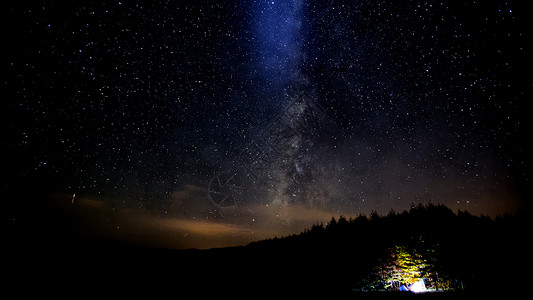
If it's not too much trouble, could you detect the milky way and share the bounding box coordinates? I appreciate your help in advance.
[4,0,530,248]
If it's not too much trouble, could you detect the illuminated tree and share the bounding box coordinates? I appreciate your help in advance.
[356,243,457,292]
[378,246,425,289]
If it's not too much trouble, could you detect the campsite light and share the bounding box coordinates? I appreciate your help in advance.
[409,279,427,293]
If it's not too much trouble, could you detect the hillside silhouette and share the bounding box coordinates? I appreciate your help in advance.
[247,204,527,296]
[5,202,527,298]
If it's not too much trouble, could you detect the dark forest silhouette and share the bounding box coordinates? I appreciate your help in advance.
[5,201,527,298]
[247,204,527,296]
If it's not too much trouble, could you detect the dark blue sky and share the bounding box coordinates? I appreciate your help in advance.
[4,0,530,248]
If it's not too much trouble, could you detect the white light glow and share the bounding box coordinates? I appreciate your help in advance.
[409,279,427,293]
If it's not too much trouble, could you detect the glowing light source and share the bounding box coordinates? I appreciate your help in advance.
[355,244,460,292]
[409,279,427,293]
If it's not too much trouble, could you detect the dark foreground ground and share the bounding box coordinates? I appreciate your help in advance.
[4,240,509,299]
[5,232,525,299]
[5,201,528,298]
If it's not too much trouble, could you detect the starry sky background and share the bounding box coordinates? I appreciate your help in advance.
[3,0,531,249]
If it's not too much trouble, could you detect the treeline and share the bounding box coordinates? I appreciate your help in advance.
[5,203,526,298]
[246,204,527,295]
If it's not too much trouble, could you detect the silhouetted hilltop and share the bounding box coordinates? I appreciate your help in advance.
[245,204,527,296]
[5,203,527,298]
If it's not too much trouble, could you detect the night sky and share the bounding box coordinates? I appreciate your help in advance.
[4,0,531,249]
